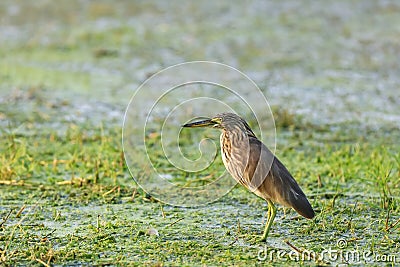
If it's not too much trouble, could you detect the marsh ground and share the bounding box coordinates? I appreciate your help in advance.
[0,1,399,266]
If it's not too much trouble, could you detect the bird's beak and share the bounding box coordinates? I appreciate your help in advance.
[182,118,217,128]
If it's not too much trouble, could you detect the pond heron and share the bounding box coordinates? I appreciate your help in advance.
[182,112,315,241]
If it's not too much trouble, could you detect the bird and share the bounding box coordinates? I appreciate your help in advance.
[182,112,315,241]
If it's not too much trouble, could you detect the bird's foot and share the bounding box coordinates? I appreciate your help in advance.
[245,234,268,244]
[259,236,267,243]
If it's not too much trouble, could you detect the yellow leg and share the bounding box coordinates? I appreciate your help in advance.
[260,200,276,242]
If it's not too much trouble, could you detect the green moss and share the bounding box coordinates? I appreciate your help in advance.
[1,0,399,265]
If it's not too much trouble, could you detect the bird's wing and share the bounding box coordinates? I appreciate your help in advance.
[244,137,315,219]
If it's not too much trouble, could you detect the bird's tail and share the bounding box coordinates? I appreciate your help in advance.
[290,195,315,219]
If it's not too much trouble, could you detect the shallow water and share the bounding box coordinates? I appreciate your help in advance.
[1,1,399,131]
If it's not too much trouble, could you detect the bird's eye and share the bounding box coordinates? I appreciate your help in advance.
[211,118,222,124]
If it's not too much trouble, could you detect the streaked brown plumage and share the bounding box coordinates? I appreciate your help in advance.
[183,112,315,241]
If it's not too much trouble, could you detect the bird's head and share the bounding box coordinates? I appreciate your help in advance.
[182,113,256,137]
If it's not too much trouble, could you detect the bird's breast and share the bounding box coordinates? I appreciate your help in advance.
[220,131,250,187]
[220,132,231,164]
